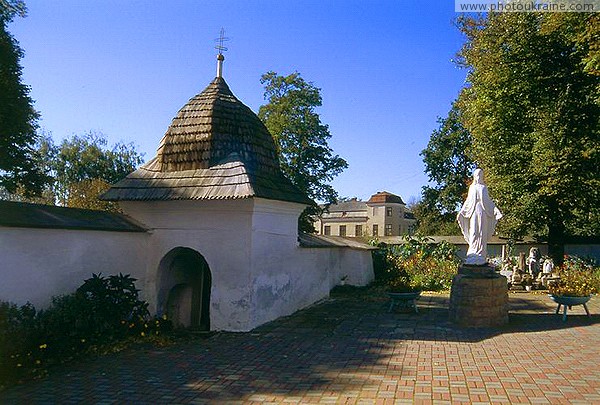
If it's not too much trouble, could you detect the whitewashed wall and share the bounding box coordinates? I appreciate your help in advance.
[0,227,148,308]
[1,198,375,332]
[247,199,374,330]
[120,199,256,331]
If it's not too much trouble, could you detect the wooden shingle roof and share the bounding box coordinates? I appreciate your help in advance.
[101,77,311,205]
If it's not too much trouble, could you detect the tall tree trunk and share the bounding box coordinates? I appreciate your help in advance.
[547,222,565,266]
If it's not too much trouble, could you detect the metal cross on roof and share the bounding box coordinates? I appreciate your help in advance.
[214,28,229,55]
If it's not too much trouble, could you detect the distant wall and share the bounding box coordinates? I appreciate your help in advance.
[565,244,600,263]
[0,227,148,308]
[451,243,549,261]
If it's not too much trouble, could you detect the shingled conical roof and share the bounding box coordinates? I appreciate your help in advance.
[152,77,280,173]
[101,76,311,205]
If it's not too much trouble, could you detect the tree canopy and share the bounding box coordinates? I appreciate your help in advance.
[415,102,474,235]
[35,132,144,210]
[456,12,600,262]
[0,0,47,195]
[258,71,348,232]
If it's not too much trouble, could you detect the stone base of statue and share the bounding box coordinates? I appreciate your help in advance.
[449,263,508,328]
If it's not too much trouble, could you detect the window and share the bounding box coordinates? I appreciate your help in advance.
[372,207,378,216]
[324,225,331,235]
[386,207,393,217]
[385,224,393,236]
[355,224,363,237]
[339,225,347,236]
[372,224,379,236]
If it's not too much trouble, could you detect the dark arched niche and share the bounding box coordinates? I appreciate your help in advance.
[157,247,211,330]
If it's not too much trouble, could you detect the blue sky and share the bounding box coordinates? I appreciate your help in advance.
[9,0,467,203]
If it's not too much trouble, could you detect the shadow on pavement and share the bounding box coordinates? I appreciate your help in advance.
[1,289,599,403]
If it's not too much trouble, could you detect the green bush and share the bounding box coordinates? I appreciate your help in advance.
[0,301,43,384]
[0,273,171,388]
[372,235,459,292]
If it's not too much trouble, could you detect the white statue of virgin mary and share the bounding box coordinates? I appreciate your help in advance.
[457,168,503,266]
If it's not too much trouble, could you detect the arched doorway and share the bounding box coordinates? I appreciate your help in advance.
[157,247,211,330]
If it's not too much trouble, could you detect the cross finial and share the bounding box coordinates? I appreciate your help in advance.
[215,28,229,55]
[214,28,229,78]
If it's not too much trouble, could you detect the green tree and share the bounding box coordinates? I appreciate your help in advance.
[258,71,348,232]
[37,132,144,210]
[410,191,461,236]
[0,1,47,195]
[417,102,475,235]
[456,12,600,263]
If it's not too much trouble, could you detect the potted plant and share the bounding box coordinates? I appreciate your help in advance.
[548,256,599,320]
[387,276,421,293]
[386,276,422,313]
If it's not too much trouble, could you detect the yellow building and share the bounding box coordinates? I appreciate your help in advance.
[315,191,416,237]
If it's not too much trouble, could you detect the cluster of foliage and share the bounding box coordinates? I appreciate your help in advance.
[5,132,144,210]
[456,12,600,263]
[0,274,171,387]
[36,132,143,209]
[258,71,348,233]
[549,255,600,297]
[372,236,459,292]
[0,0,48,196]
[415,102,474,235]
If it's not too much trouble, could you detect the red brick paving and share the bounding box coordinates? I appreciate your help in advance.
[1,291,600,404]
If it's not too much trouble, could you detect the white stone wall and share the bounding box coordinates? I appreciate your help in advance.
[0,227,148,308]
[123,198,374,332]
[1,198,375,333]
[247,199,374,330]
[120,199,256,331]
[248,199,325,329]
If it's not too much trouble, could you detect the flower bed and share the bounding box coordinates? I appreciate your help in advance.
[548,255,600,297]
[0,274,171,389]
[372,235,459,293]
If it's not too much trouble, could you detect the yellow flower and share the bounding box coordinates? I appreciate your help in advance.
[39,344,47,349]
[36,360,41,365]
[140,332,145,337]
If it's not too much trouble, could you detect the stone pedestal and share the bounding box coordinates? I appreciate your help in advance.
[449,264,508,327]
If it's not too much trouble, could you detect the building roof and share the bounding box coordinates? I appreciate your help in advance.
[0,201,147,232]
[367,191,405,205]
[101,76,311,205]
[324,199,367,212]
[298,234,376,250]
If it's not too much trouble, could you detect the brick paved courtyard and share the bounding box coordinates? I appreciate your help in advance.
[1,290,599,404]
